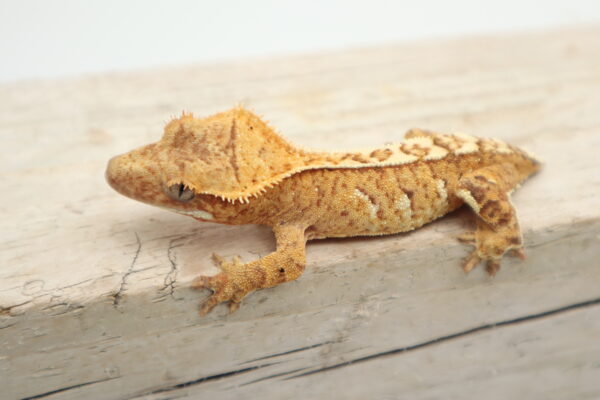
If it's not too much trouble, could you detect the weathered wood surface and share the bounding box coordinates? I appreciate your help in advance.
[2,26,600,399]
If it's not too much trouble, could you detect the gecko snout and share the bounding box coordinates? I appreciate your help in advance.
[105,153,145,197]
[105,155,127,193]
[106,148,166,205]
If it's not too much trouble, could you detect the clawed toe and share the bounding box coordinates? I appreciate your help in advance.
[192,254,248,316]
[485,259,501,276]
[228,301,241,313]
[211,253,243,269]
[191,273,224,291]
[191,275,209,289]
[198,288,246,316]
[211,253,225,265]
[192,272,232,316]
[199,295,220,316]
[509,248,526,260]
[463,251,481,273]
[457,232,476,244]
[462,251,501,276]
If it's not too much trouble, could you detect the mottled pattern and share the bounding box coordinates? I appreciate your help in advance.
[106,107,541,314]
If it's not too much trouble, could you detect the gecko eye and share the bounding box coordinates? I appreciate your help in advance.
[166,183,195,202]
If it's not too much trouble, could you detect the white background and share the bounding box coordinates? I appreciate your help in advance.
[1,0,599,83]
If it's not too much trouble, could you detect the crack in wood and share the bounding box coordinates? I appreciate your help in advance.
[0,300,32,316]
[286,296,600,380]
[243,340,336,363]
[239,367,309,386]
[528,231,583,249]
[159,238,183,298]
[139,362,280,397]
[42,302,84,316]
[21,377,119,400]
[112,232,142,307]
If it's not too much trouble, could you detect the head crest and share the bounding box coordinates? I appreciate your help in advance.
[160,107,310,202]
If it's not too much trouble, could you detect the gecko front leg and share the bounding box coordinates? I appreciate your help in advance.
[455,163,527,275]
[192,223,307,315]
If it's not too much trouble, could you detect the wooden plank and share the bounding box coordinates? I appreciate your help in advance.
[1,26,600,399]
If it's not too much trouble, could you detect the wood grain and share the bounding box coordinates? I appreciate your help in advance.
[1,26,600,399]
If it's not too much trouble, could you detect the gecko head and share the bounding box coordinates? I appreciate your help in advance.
[106,107,305,212]
[106,140,223,222]
[106,140,200,212]
[105,111,224,218]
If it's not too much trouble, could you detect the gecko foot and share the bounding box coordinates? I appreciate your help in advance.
[462,248,525,276]
[191,254,247,316]
[462,251,502,275]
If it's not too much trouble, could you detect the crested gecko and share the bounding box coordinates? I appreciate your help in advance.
[106,107,541,315]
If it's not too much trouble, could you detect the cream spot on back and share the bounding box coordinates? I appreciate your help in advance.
[453,132,477,141]
[481,138,513,154]
[494,142,513,154]
[395,193,411,210]
[402,137,436,158]
[454,141,479,155]
[353,147,418,167]
[456,189,480,213]
[403,136,450,160]
[404,136,434,148]
[395,193,413,219]
[424,144,449,160]
[435,179,448,203]
[354,188,379,219]
[451,132,479,155]
[385,149,419,165]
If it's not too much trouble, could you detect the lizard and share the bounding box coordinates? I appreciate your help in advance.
[106,106,541,315]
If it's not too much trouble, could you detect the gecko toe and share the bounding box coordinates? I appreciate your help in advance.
[228,301,241,313]
[190,275,209,289]
[211,253,224,264]
[509,248,526,260]
[486,260,501,276]
[192,270,250,316]
[191,274,221,290]
[463,251,481,273]
[196,274,231,316]
[457,232,476,244]
[211,253,244,270]
[199,296,220,316]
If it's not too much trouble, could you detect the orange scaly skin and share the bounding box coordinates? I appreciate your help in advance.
[106,107,541,315]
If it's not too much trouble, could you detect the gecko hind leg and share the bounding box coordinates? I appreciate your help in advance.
[191,224,307,315]
[455,163,526,276]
